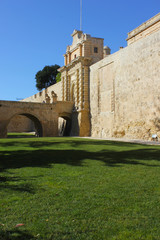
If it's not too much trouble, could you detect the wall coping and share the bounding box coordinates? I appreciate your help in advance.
[127,12,160,41]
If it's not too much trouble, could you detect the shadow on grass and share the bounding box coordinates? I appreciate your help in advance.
[0,138,144,148]
[0,229,35,240]
[1,139,160,193]
[0,175,35,193]
[1,147,160,172]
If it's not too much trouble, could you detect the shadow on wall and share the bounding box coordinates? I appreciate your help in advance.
[58,117,72,136]
[69,111,79,136]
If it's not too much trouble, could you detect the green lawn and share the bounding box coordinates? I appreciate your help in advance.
[7,132,35,138]
[0,137,160,240]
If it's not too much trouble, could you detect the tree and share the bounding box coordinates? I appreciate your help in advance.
[56,72,61,83]
[35,64,60,91]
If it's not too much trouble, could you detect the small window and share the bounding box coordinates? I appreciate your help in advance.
[74,54,76,59]
[94,47,98,53]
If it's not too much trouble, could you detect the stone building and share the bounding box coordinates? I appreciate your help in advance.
[58,30,104,136]
[21,13,160,140]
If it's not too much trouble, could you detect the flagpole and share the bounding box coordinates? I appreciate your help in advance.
[80,0,82,31]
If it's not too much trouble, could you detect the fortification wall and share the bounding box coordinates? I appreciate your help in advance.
[23,81,62,103]
[127,13,160,45]
[90,30,160,140]
[10,14,160,139]
[9,82,62,134]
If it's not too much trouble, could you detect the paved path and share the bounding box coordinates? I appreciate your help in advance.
[81,137,160,146]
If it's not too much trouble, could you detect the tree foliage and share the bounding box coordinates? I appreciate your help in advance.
[35,64,60,91]
[56,72,61,83]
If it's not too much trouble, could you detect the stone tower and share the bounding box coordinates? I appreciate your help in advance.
[58,30,104,136]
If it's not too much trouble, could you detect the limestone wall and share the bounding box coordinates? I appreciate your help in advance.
[127,20,160,45]
[10,82,62,134]
[23,81,62,103]
[90,29,160,140]
[7,115,34,133]
[127,13,160,45]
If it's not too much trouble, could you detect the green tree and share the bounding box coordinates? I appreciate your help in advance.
[56,72,61,83]
[35,64,60,91]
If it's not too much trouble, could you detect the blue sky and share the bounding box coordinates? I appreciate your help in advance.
[0,0,159,101]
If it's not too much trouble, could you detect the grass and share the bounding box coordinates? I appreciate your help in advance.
[0,137,160,239]
[7,132,35,138]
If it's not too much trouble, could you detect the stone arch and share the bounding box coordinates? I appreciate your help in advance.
[58,112,72,136]
[7,112,43,137]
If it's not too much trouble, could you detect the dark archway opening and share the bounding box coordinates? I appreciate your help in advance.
[7,113,43,138]
[58,116,71,137]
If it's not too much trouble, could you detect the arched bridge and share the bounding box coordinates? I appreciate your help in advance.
[0,100,73,138]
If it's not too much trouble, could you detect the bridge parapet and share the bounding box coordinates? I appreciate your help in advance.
[0,100,73,138]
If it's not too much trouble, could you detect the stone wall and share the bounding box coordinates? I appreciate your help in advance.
[90,29,160,140]
[7,115,34,133]
[8,82,62,134]
[0,100,73,138]
[23,81,62,103]
[127,13,160,45]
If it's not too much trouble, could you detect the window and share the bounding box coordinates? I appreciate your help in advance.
[94,47,98,53]
[74,54,77,59]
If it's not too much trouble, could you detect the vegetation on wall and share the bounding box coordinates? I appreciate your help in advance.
[35,64,61,91]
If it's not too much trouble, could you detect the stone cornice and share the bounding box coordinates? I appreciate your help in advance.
[65,43,82,55]
[58,57,92,73]
[71,30,83,37]
[127,12,160,41]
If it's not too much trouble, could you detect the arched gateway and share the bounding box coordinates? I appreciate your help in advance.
[0,100,73,138]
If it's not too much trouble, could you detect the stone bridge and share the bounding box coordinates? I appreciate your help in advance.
[0,100,73,138]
